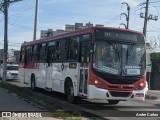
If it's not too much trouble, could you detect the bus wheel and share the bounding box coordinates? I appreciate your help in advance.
[108,100,119,105]
[31,75,36,91]
[66,82,75,103]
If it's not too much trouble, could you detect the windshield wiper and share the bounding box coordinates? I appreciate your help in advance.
[108,41,121,62]
[126,43,136,64]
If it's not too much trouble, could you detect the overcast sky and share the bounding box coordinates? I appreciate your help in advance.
[0,0,160,50]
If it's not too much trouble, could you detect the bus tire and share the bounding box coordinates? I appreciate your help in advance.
[31,75,36,91]
[108,100,119,105]
[66,82,75,104]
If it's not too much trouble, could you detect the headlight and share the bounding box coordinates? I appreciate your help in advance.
[136,82,145,90]
[7,72,11,74]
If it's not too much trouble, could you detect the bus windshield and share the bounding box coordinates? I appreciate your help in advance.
[122,44,145,76]
[93,41,121,75]
[93,41,145,76]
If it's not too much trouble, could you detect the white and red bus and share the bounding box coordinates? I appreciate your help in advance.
[19,26,147,104]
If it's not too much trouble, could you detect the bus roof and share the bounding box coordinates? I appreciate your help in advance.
[21,26,143,47]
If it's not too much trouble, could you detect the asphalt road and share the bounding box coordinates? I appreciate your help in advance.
[2,80,160,120]
[76,99,160,119]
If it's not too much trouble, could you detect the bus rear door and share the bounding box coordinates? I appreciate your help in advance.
[46,42,56,90]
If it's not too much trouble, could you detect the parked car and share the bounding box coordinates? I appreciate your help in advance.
[0,64,19,80]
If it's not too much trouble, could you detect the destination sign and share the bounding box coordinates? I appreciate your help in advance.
[95,29,145,43]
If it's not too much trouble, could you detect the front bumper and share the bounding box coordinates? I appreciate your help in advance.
[88,85,146,101]
[7,74,19,80]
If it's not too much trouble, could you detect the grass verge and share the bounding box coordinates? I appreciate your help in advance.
[0,81,83,120]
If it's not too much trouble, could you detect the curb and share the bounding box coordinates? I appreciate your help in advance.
[145,94,158,100]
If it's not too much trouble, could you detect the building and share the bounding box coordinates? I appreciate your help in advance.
[75,23,83,30]
[65,22,94,31]
[65,24,75,32]
[0,49,20,64]
[40,29,66,38]
[55,29,66,36]
[40,22,104,38]
[95,24,104,27]
[40,29,54,39]
[86,22,93,27]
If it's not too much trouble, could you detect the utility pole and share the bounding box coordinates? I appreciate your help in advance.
[143,0,149,37]
[33,0,38,41]
[140,0,158,37]
[3,0,8,82]
[0,0,22,82]
[120,2,130,29]
[140,0,158,90]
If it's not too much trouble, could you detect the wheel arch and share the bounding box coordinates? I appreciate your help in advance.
[64,77,73,94]
[30,73,35,85]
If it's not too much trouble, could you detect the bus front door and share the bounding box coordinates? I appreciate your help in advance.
[79,41,90,96]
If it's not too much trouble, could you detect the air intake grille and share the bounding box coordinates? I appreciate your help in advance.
[110,91,131,97]
[11,73,18,75]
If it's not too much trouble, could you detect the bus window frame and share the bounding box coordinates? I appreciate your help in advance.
[19,46,26,63]
[46,41,56,65]
[65,36,79,62]
[39,42,47,63]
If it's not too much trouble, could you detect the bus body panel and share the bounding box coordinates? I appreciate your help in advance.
[88,85,146,101]
[19,26,147,102]
[50,62,79,96]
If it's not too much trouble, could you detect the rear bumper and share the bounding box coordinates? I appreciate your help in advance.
[88,85,146,101]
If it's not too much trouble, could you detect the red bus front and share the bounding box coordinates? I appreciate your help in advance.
[88,28,147,103]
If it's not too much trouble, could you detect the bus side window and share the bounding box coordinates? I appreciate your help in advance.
[26,46,32,63]
[80,41,91,63]
[37,44,41,61]
[19,47,25,63]
[33,44,41,62]
[56,41,61,61]
[47,42,56,65]
[66,36,79,61]
[39,43,47,62]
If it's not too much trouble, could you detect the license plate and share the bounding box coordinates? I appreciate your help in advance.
[12,75,18,78]
[127,69,140,75]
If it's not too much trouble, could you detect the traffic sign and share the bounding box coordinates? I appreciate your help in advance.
[146,63,152,72]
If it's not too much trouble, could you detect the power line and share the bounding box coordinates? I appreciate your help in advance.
[0,41,22,44]
[0,43,21,47]
[9,0,49,23]
[153,6,160,7]
[106,3,143,28]
[8,22,33,30]
[149,1,160,3]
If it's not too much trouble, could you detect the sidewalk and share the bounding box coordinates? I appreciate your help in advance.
[146,90,160,100]
[0,87,43,112]
[0,80,62,120]
[6,80,30,88]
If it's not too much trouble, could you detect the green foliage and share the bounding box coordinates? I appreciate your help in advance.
[151,53,160,61]
[151,53,160,71]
